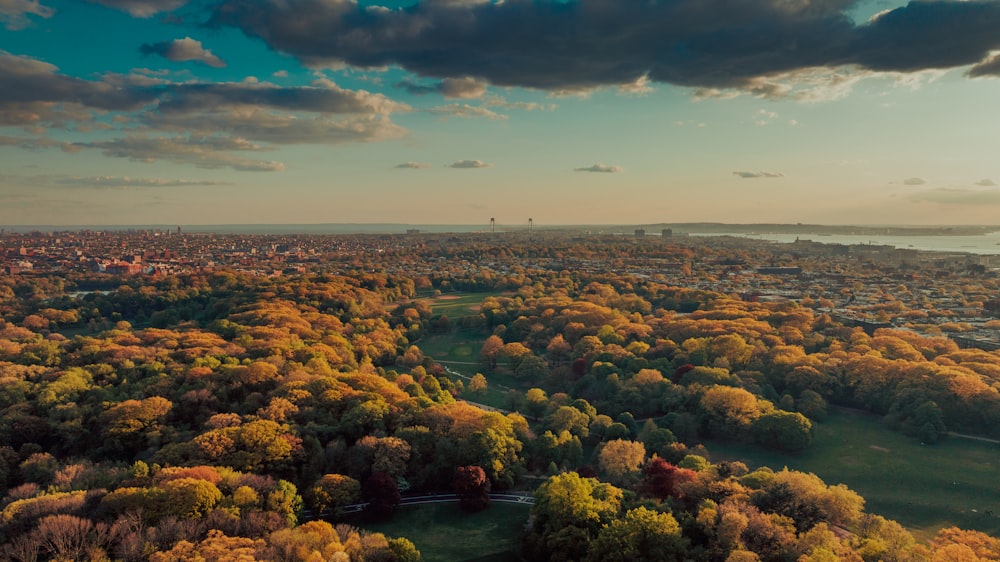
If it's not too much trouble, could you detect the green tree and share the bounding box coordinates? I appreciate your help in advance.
[530,472,623,561]
[585,506,686,562]
[752,411,813,451]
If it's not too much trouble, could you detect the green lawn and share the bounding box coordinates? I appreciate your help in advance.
[416,326,524,411]
[357,502,530,562]
[704,409,1000,539]
[419,331,484,363]
[427,293,496,318]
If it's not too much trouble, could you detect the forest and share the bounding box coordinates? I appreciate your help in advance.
[2,234,1000,561]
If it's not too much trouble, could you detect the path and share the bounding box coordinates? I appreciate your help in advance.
[947,431,1000,445]
[338,492,535,514]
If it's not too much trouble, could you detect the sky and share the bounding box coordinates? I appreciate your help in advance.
[2,0,1000,227]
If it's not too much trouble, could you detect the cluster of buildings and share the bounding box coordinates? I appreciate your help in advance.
[4,228,1000,349]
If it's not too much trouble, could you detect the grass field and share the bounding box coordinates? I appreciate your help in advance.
[357,502,530,562]
[705,409,1000,539]
[425,292,497,318]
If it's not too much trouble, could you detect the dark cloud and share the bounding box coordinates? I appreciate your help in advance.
[903,177,927,185]
[0,51,409,170]
[395,162,431,169]
[0,51,154,125]
[733,170,784,179]
[969,54,1000,77]
[575,164,623,173]
[975,178,997,186]
[86,0,187,17]
[0,0,54,30]
[448,159,491,169]
[139,37,226,68]
[210,0,1000,93]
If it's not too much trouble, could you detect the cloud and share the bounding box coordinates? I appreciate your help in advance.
[448,159,492,169]
[0,0,53,30]
[733,170,784,179]
[211,0,1000,95]
[395,162,431,169]
[903,177,927,186]
[975,178,997,187]
[574,164,623,173]
[78,136,286,171]
[0,134,76,151]
[0,52,154,126]
[428,103,506,120]
[55,176,232,188]
[140,37,226,68]
[85,0,187,17]
[0,52,411,170]
[969,54,1000,77]
[398,76,487,99]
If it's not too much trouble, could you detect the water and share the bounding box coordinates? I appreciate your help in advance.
[696,232,1000,255]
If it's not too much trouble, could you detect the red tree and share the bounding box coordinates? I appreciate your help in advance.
[454,466,491,512]
[641,457,697,500]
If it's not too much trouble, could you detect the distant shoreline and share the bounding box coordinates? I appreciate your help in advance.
[1,223,997,236]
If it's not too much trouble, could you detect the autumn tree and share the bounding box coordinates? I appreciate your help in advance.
[363,472,401,519]
[598,439,646,487]
[454,465,491,512]
[308,474,360,517]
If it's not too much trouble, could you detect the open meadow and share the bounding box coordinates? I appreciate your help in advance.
[706,409,1000,539]
[357,503,530,562]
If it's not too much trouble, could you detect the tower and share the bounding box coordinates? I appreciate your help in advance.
[529,218,533,234]
[490,217,495,233]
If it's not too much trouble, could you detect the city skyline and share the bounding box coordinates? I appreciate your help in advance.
[2,0,1000,226]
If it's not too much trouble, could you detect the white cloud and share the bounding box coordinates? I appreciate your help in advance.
[429,103,506,120]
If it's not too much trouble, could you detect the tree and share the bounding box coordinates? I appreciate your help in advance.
[585,507,686,562]
[547,334,572,366]
[308,474,360,517]
[525,388,549,419]
[598,439,645,487]
[467,373,488,395]
[154,478,223,520]
[530,472,623,561]
[641,457,696,500]
[479,335,505,372]
[700,386,766,438]
[363,472,401,518]
[454,465,491,512]
[752,411,813,451]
